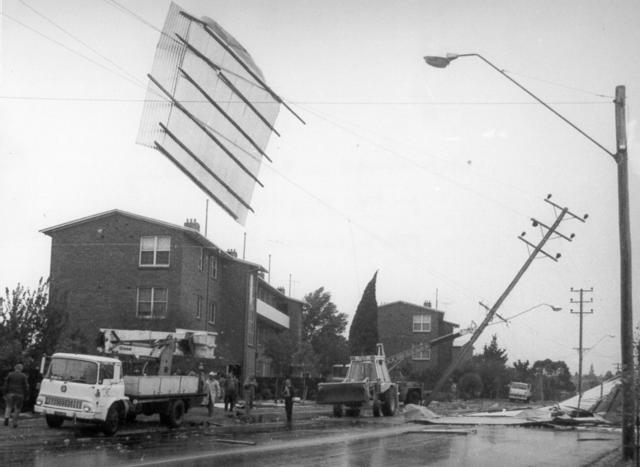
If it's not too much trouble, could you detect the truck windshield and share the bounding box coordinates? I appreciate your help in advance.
[346,362,377,381]
[331,365,349,379]
[511,382,529,390]
[47,358,98,384]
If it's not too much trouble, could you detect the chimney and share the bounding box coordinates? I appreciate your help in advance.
[184,218,200,232]
[277,286,286,295]
[226,248,238,258]
[423,300,432,308]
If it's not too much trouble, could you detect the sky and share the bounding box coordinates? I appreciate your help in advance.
[1,0,639,376]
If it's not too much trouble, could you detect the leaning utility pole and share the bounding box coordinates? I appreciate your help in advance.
[570,287,594,409]
[425,196,587,406]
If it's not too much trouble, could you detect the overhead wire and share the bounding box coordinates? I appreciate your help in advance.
[17,0,147,88]
[2,1,599,310]
[503,69,615,100]
[101,0,264,91]
[0,11,146,93]
[293,101,531,220]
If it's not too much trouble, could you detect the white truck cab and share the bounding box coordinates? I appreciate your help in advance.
[35,353,128,433]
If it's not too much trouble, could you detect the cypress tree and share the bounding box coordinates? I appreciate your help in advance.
[348,271,379,355]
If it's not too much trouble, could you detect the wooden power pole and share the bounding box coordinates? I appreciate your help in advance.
[615,86,635,461]
[570,287,594,410]
[425,197,587,406]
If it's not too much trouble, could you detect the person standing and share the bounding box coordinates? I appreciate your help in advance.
[282,378,295,423]
[243,376,258,417]
[4,363,29,428]
[203,372,221,418]
[224,373,238,412]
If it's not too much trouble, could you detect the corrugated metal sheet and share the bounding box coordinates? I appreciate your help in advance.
[137,2,280,225]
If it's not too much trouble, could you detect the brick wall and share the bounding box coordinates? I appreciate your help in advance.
[47,213,187,348]
[378,302,455,373]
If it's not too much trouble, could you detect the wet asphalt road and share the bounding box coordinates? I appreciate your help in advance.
[0,404,622,466]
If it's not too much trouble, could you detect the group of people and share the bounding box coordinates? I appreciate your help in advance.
[201,372,261,416]
[200,369,295,422]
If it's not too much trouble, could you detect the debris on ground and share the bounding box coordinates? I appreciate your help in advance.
[403,404,441,422]
[407,376,622,430]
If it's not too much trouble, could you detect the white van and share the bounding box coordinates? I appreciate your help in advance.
[508,382,532,402]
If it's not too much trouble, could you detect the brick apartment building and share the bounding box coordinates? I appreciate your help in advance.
[41,209,303,379]
[378,301,459,374]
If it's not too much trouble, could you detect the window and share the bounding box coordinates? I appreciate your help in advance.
[209,255,218,279]
[99,363,115,383]
[208,301,217,324]
[137,287,168,318]
[196,295,203,320]
[139,236,171,267]
[412,314,431,332]
[199,248,205,272]
[412,344,431,361]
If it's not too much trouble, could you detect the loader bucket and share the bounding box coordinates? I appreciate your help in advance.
[316,381,369,405]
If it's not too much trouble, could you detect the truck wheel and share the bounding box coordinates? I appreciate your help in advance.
[126,410,137,423]
[45,414,64,428]
[373,399,381,417]
[332,404,343,417]
[166,400,185,428]
[102,404,120,436]
[382,388,398,416]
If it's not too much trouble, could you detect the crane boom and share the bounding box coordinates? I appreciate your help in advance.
[386,323,476,372]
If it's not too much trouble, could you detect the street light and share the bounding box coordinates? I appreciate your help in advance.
[424,52,633,459]
[583,334,616,353]
[488,302,561,326]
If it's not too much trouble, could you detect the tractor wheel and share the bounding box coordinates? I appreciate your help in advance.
[102,404,120,436]
[372,399,381,417]
[381,387,398,416]
[45,414,64,428]
[332,404,343,417]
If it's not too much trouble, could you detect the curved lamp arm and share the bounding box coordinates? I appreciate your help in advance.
[423,53,616,161]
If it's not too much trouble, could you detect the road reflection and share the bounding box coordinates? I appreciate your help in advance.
[20,423,618,467]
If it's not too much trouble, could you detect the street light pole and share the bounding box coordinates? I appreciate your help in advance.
[424,53,634,459]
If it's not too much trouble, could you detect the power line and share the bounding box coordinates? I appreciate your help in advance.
[0,11,146,93]
[17,0,146,88]
[0,94,611,106]
[503,69,614,100]
[294,102,531,220]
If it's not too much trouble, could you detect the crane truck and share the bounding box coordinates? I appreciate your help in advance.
[34,328,216,435]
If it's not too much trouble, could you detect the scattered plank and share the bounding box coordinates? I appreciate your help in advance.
[203,436,256,446]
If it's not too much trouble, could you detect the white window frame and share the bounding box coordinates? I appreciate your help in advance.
[139,236,171,267]
[196,295,203,320]
[209,255,218,279]
[136,287,168,319]
[208,301,217,324]
[412,314,431,333]
[412,344,431,361]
